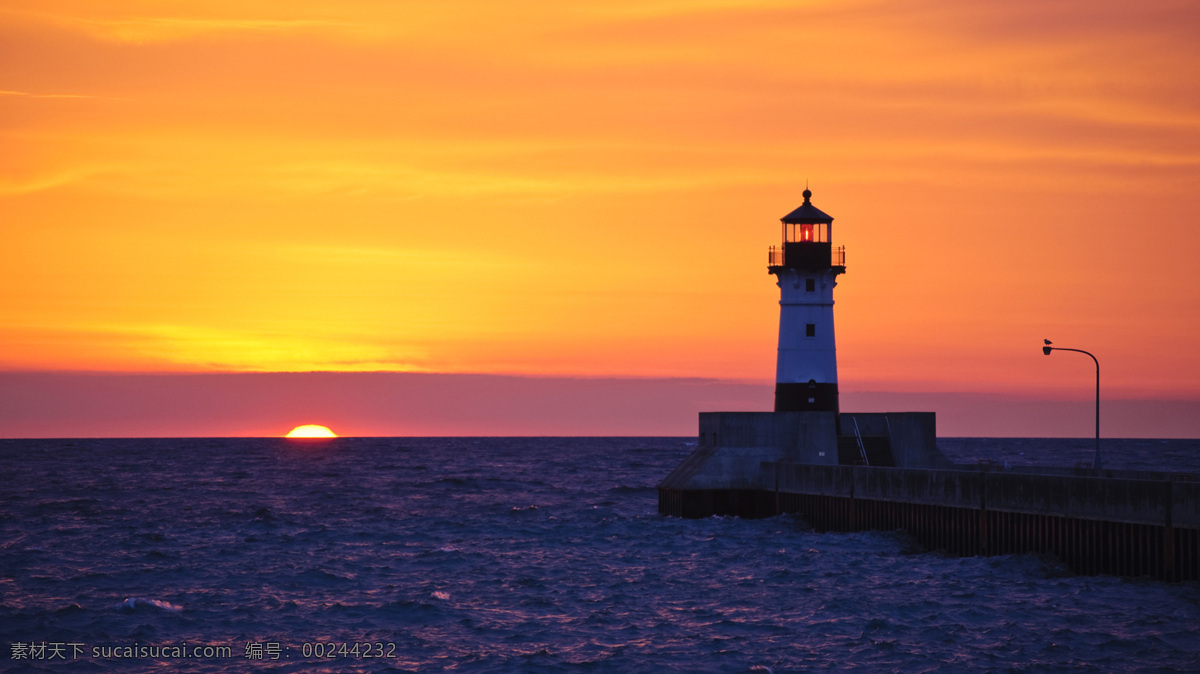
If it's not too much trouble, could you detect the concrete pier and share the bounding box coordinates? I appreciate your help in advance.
[658,412,1200,580]
[659,459,1200,581]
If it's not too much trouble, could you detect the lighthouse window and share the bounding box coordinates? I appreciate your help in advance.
[806,278,815,292]
[806,323,816,337]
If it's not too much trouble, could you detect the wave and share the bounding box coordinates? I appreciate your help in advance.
[607,485,656,494]
[113,597,183,613]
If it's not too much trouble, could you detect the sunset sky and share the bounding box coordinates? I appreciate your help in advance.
[3,0,1198,437]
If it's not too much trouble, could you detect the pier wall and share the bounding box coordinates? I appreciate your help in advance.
[662,411,947,495]
[659,462,1200,580]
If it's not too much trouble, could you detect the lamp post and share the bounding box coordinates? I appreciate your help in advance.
[1042,339,1101,470]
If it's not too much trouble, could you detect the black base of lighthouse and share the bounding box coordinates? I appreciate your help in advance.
[774,382,839,413]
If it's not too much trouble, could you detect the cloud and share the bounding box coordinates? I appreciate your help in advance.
[0,89,97,99]
[2,372,1198,438]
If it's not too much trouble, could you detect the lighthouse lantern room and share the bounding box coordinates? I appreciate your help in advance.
[767,188,846,413]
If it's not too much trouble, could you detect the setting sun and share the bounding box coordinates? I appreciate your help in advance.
[285,424,338,439]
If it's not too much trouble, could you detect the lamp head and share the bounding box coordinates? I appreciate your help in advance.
[1043,346,1053,356]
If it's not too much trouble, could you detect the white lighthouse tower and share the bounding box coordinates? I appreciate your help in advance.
[768,188,845,413]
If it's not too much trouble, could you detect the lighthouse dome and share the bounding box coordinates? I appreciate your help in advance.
[781,189,834,224]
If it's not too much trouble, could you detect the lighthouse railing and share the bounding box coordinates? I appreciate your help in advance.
[768,245,846,268]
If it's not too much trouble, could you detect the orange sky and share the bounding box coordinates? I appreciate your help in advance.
[3,0,1199,415]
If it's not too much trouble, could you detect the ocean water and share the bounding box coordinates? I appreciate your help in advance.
[2,437,1199,673]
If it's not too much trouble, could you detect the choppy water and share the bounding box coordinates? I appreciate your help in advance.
[2,437,1199,672]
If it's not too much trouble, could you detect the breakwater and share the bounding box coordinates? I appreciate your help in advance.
[659,462,1200,581]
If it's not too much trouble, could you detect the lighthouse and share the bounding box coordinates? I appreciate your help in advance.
[658,187,948,518]
[768,188,845,413]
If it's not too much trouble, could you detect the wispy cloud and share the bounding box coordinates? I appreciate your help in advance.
[67,16,367,43]
[0,89,97,99]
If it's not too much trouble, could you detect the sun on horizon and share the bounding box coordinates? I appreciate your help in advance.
[285,424,338,439]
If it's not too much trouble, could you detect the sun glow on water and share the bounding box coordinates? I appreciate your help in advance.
[285,424,337,438]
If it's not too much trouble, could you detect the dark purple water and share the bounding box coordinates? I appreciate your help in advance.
[2,437,1199,672]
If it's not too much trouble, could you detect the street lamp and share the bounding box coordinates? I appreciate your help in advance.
[1042,339,1101,470]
